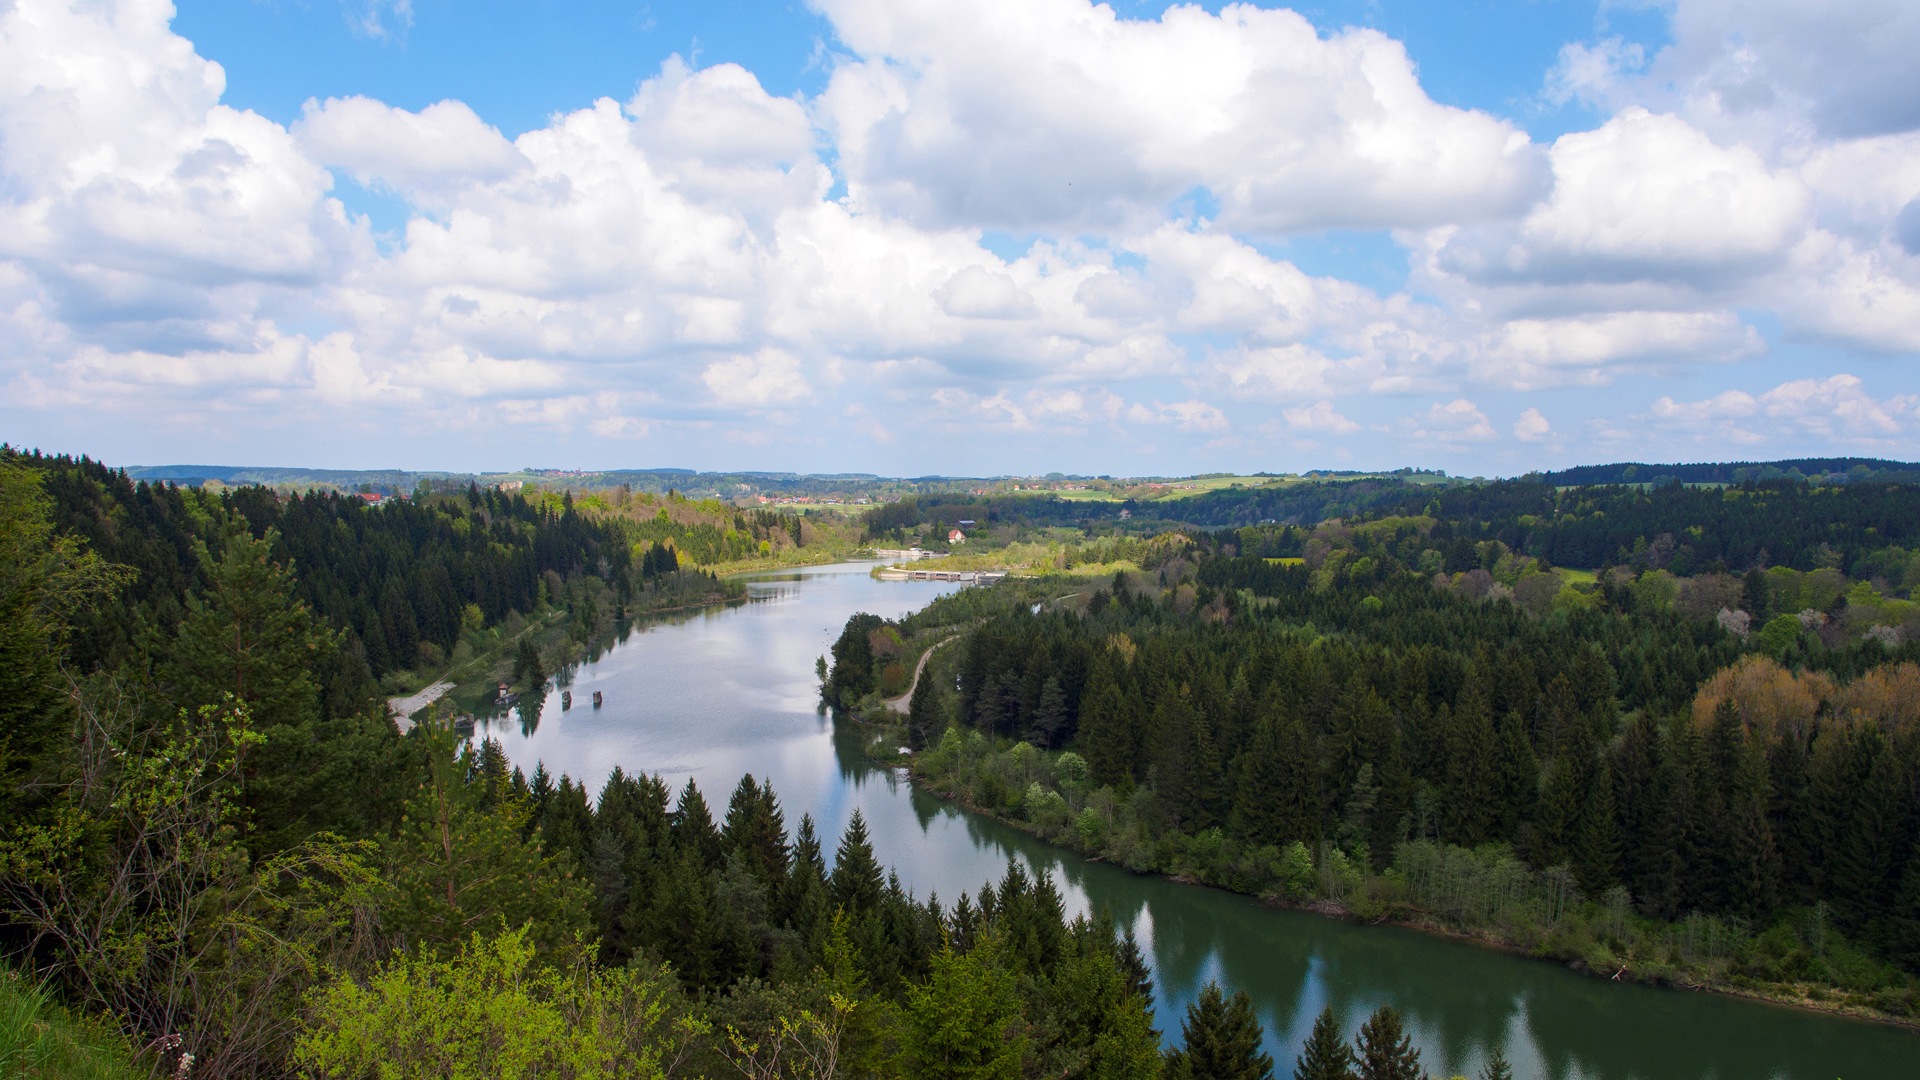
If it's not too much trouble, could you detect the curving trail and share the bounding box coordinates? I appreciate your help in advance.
[885,636,958,714]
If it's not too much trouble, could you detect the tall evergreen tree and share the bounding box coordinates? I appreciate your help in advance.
[1354,1006,1423,1080]
[1293,1007,1356,1080]
[831,809,886,913]
[1442,682,1497,846]
[1492,709,1538,838]
[1575,760,1621,895]
[1168,982,1273,1080]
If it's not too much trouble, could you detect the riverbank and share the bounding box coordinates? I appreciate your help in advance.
[384,570,744,724]
[894,728,1920,1030]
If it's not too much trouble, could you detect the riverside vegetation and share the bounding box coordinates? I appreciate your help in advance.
[5,449,1429,1080]
[826,482,1920,1025]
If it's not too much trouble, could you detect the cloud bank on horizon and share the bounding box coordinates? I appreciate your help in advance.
[1,0,1917,475]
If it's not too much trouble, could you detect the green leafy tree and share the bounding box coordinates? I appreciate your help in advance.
[0,690,383,1076]
[297,925,700,1079]
[901,935,1027,1080]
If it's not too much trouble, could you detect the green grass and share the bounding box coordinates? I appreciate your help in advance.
[0,969,141,1080]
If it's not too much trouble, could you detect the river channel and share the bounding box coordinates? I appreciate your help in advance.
[478,561,1912,1080]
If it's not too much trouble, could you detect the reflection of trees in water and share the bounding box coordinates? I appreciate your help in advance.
[517,694,543,736]
[863,774,1915,1080]
[539,564,1910,1080]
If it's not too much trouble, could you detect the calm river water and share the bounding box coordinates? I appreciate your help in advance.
[480,562,1912,1080]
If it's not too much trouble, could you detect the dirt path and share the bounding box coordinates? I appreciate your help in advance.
[886,636,957,714]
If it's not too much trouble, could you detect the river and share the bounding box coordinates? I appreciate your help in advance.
[478,561,1912,1080]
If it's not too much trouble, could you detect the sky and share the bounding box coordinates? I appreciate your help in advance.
[2,1,1918,477]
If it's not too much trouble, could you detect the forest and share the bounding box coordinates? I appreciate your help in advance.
[4,451,1429,1080]
[831,488,1920,1022]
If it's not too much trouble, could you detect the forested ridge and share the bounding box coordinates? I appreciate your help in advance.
[832,494,1920,1021]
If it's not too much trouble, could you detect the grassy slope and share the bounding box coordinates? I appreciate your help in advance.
[0,971,141,1080]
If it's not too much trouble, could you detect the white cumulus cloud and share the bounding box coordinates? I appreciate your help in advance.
[815,0,1544,234]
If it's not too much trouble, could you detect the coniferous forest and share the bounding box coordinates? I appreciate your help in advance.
[836,485,1920,1022]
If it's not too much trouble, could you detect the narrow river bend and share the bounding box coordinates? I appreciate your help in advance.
[479,562,1912,1080]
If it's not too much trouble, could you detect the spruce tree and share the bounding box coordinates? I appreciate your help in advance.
[1354,1006,1423,1080]
[1172,982,1273,1080]
[1231,715,1289,846]
[1115,923,1159,1038]
[1293,1007,1356,1080]
[1479,1045,1513,1080]
[831,809,885,912]
[1031,674,1070,749]
[1492,709,1538,838]
[1442,683,1497,846]
[671,778,722,864]
[381,723,590,958]
[1078,680,1135,790]
[1575,760,1621,896]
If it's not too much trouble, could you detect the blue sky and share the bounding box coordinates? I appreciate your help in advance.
[3,0,1918,476]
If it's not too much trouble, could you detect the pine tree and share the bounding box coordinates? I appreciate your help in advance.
[1170,982,1273,1080]
[1292,1007,1356,1080]
[1442,682,1497,846]
[381,723,590,958]
[1724,737,1780,920]
[722,773,790,888]
[165,526,331,730]
[1354,1006,1423,1080]
[512,636,546,692]
[1534,754,1586,870]
[1115,923,1158,1039]
[1575,760,1621,896]
[831,809,885,913]
[1492,709,1538,838]
[1031,675,1070,749]
[1479,1045,1513,1080]
[908,657,944,749]
[671,778,722,864]
[0,462,124,820]
[903,935,1027,1080]
[1078,680,1136,790]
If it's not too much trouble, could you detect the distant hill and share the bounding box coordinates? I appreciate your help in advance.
[1535,458,1920,486]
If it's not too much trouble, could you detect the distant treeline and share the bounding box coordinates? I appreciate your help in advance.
[1536,457,1920,487]
[1353,480,1920,573]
